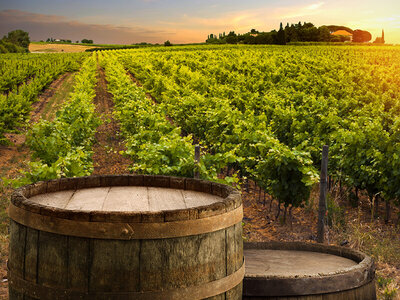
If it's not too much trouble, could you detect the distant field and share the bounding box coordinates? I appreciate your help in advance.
[29,43,96,53]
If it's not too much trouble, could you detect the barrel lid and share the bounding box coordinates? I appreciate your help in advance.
[11,175,242,223]
[245,249,357,277]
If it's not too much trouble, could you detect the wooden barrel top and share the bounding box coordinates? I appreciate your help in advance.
[9,175,243,240]
[245,249,357,277]
[28,187,223,212]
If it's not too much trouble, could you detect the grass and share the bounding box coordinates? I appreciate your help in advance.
[324,191,400,300]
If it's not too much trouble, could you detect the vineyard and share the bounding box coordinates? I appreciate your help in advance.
[114,45,400,219]
[0,53,85,143]
[1,45,400,297]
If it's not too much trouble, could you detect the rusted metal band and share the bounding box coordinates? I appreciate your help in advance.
[9,261,244,299]
[9,204,243,239]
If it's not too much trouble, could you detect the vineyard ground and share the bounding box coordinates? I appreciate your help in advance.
[30,72,75,122]
[0,66,399,299]
[91,67,131,175]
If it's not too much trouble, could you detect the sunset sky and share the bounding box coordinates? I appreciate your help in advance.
[0,0,399,44]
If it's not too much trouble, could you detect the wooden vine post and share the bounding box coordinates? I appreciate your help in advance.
[194,144,200,179]
[317,145,329,243]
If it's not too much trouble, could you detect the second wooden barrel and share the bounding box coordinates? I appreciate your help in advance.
[8,175,244,299]
[243,241,376,300]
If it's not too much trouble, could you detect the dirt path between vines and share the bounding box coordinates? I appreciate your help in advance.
[92,67,131,175]
[30,72,75,123]
[0,72,74,299]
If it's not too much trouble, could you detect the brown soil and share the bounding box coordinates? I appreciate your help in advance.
[92,68,131,175]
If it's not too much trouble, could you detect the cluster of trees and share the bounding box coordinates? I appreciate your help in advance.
[0,30,30,53]
[206,23,372,45]
[81,39,94,44]
[45,38,94,44]
[46,38,73,43]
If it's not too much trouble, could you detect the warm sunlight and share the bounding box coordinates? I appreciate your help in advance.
[1,1,400,299]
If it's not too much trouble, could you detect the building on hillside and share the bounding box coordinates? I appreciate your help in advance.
[331,30,353,41]
[373,29,385,44]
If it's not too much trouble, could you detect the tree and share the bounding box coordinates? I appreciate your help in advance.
[164,40,172,46]
[4,29,30,49]
[277,23,286,45]
[81,39,93,44]
[352,30,372,43]
[285,24,299,42]
[318,26,331,42]
[243,34,255,44]
[226,35,237,44]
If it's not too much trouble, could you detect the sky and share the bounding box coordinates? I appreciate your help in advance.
[0,0,399,44]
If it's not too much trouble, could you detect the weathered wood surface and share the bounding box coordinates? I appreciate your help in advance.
[243,242,376,300]
[245,249,356,276]
[9,220,243,299]
[8,175,244,300]
[28,186,223,212]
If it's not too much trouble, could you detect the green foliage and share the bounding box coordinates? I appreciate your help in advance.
[0,29,30,53]
[0,39,27,53]
[14,149,93,187]
[277,23,286,45]
[0,52,86,140]
[118,47,319,206]
[99,52,239,185]
[21,54,100,184]
[3,29,30,49]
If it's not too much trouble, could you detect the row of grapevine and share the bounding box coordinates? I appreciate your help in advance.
[17,54,100,185]
[0,53,84,93]
[0,53,86,143]
[115,45,400,214]
[98,52,237,183]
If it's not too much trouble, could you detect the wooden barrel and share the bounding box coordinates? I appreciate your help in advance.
[8,175,244,300]
[243,241,376,300]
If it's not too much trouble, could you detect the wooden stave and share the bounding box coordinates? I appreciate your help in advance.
[9,220,244,300]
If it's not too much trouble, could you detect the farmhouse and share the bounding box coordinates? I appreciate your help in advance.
[331,29,353,41]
